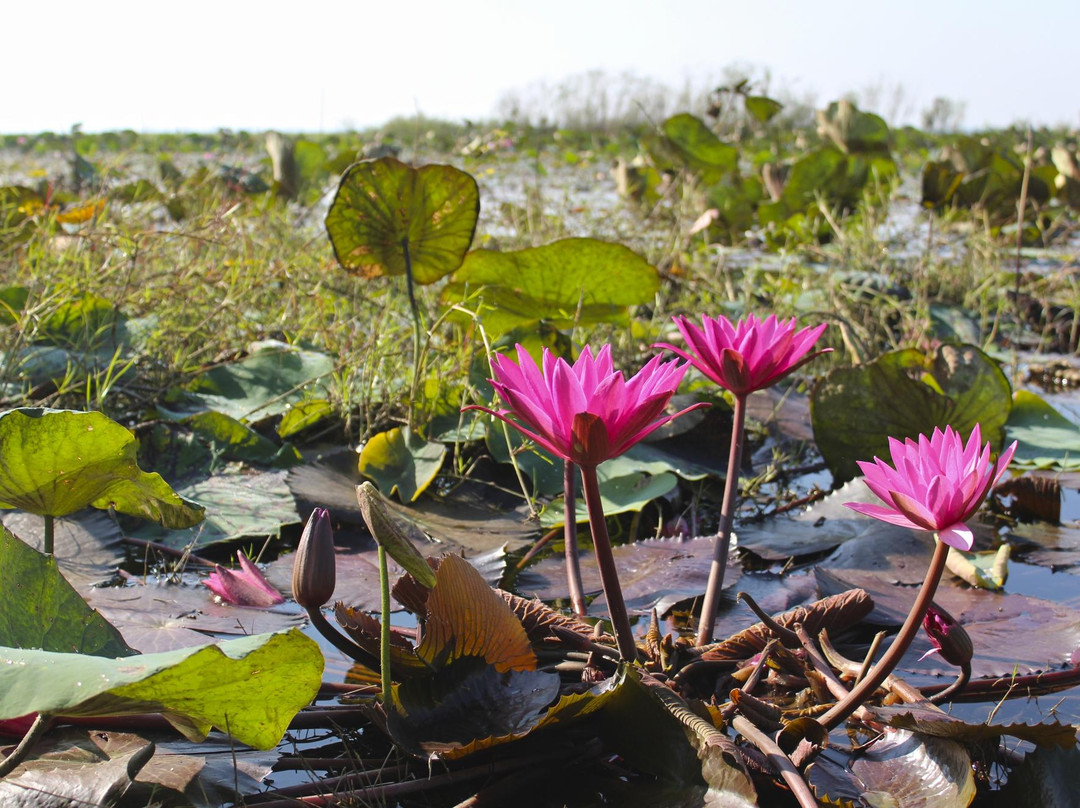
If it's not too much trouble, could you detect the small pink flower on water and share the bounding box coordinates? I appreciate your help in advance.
[844,425,1017,551]
[656,313,829,396]
[466,344,706,468]
[203,550,284,607]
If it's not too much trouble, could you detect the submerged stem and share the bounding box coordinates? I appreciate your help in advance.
[818,537,951,730]
[579,464,637,662]
[697,392,747,646]
[563,460,587,617]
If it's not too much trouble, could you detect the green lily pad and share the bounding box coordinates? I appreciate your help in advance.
[359,426,446,503]
[0,524,133,657]
[540,471,679,529]
[0,628,322,750]
[186,411,302,468]
[128,469,298,549]
[811,344,1012,483]
[660,113,738,183]
[163,341,334,423]
[1005,390,1080,469]
[0,408,203,527]
[441,238,659,338]
[276,398,335,439]
[325,157,479,284]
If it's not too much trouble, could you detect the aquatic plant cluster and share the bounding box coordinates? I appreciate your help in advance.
[2,99,1080,806]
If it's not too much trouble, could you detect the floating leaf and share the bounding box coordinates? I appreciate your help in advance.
[811,344,1012,483]
[541,471,678,529]
[0,629,322,749]
[808,729,975,808]
[186,411,302,468]
[1,509,124,589]
[1006,390,1080,469]
[876,705,1077,748]
[0,524,133,657]
[0,408,203,527]
[358,426,445,503]
[945,543,1009,589]
[998,745,1080,807]
[325,157,479,283]
[128,469,298,549]
[441,238,659,337]
[276,398,335,439]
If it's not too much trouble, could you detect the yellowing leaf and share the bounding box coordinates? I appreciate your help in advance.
[56,199,105,225]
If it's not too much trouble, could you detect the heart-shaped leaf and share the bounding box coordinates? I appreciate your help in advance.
[441,238,659,338]
[0,408,203,527]
[326,157,479,283]
[811,344,1012,483]
[359,426,446,503]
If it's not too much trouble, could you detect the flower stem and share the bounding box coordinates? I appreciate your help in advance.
[401,235,423,431]
[818,537,950,730]
[579,464,637,662]
[731,715,818,808]
[696,392,746,646]
[377,545,392,704]
[563,460,587,617]
[0,713,53,778]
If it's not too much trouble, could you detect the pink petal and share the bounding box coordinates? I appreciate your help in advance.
[937,523,974,551]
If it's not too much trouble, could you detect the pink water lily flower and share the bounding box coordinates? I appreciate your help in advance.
[468,344,704,467]
[845,425,1016,551]
[656,313,829,396]
[204,550,284,607]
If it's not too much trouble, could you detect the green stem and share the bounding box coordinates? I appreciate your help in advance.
[377,545,392,703]
[818,537,951,730]
[0,713,53,778]
[43,514,54,556]
[564,460,587,617]
[696,393,746,646]
[401,236,423,431]
[579,464,637,662]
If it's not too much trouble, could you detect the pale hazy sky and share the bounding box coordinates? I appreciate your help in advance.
[5,0,1077,133]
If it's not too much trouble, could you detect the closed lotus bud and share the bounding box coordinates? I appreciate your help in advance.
[921,604,973,667]
[292,507,336,609]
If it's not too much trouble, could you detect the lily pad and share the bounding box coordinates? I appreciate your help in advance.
[0,628,322,749]
[540,471,679,529]
[0,408,203,527]
[1,509,124,589]
[127,469,299,549]
[998,745,1080,807]
[0,524,133,657]
[162,341,334,423]
[358,426,446,503]
[325,157,479,283]
[811,344,1012,483]
[441,238,659,338]
[1006,389,1080,469]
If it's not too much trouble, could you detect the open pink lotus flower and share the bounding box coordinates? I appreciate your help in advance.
[467,344,704,467]
[203,550,284,607]
[844,425,1016,551]
[656,313,829,396]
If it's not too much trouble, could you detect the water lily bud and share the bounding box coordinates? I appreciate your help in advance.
[921,604,973,668]
[292,507,336,609]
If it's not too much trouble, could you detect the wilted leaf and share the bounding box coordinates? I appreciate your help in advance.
[326,157,479,283]
[811,344,1012,483]
[0,629,322,749]
[442,238,659,337]
[0,524,133,657]
[0,408,203,527]
[876,704,1077,748]
[945,543,1009,589]
[358,426,445,503]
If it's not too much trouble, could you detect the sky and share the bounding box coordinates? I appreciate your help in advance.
[5,0,1078,134]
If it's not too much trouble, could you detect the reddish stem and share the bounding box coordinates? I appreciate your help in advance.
[818,538,950,729]
[579,464,638,661]
[564,460,587,616]
[696,392,746,646]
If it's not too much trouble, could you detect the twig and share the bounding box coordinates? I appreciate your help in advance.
[731,715,818,808]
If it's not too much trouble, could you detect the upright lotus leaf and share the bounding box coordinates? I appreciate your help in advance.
[0,629,321,749]
[922,160,965,209]
[1005,390,1080,469]
[0,524,134,657]
[807,730,975,808]
[660,113,738,183]
[815,100,891,155]
[811,344,1012,483]
[162,341,334,423]
[325,157,479,283]
[39,293,125,347]
[358,426,446,503]
[441,238,659,338]
[744,95,783,124]
[0,409,203,527]
[0,285,29,325]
